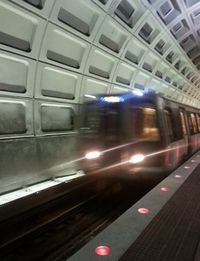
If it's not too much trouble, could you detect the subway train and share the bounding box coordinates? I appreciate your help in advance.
[79,89,200,177]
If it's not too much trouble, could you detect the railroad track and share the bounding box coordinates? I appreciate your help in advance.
[0,175,154,261]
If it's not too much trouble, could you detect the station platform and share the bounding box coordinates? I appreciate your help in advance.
[68,151,200,261]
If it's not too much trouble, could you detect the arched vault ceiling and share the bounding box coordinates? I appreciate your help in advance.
[144,0,200,72]
[0,0,200,109]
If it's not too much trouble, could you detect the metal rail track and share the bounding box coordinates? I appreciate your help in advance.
[0,175,155,261]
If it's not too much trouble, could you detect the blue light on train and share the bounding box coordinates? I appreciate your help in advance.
[99,96,125,103]
[132,89,144,96]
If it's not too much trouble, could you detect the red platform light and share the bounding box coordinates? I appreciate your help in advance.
[191,159,196,163]
[138,208,149,214]
[161,187,169,192]
[95,246,110,256]
[184,166,190,169]
[175,174,182,179]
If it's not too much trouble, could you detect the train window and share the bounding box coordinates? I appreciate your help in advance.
[104,108,120,140]
[164,109,176,142]
[80,105,102,133]
[80,103,120,140]
[130,107,159,140]
[180,111,187,135]
[187,113,198,134]
[142,108,159,139]
[196,114,200,132]
[187,113,193,134]
[190,113,197,133]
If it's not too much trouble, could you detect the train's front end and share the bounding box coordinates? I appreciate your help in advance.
[79,91,163,176]
[79,95,125,174]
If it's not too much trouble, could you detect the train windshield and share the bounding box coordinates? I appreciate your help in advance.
[80,102,159,141]
[80,103,121,140]
[130,106,159,140]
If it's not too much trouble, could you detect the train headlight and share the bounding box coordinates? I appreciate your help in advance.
[129,154,145,164]
[85,151,101,160]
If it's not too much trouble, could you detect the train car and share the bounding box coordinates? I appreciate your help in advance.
[79,90,200,177]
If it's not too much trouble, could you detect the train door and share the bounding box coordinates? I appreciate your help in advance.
[179,109,189,156]
[187,112,199,153]
[196,114,200,147]
[125,105,161,168]
[163,108,183,170]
